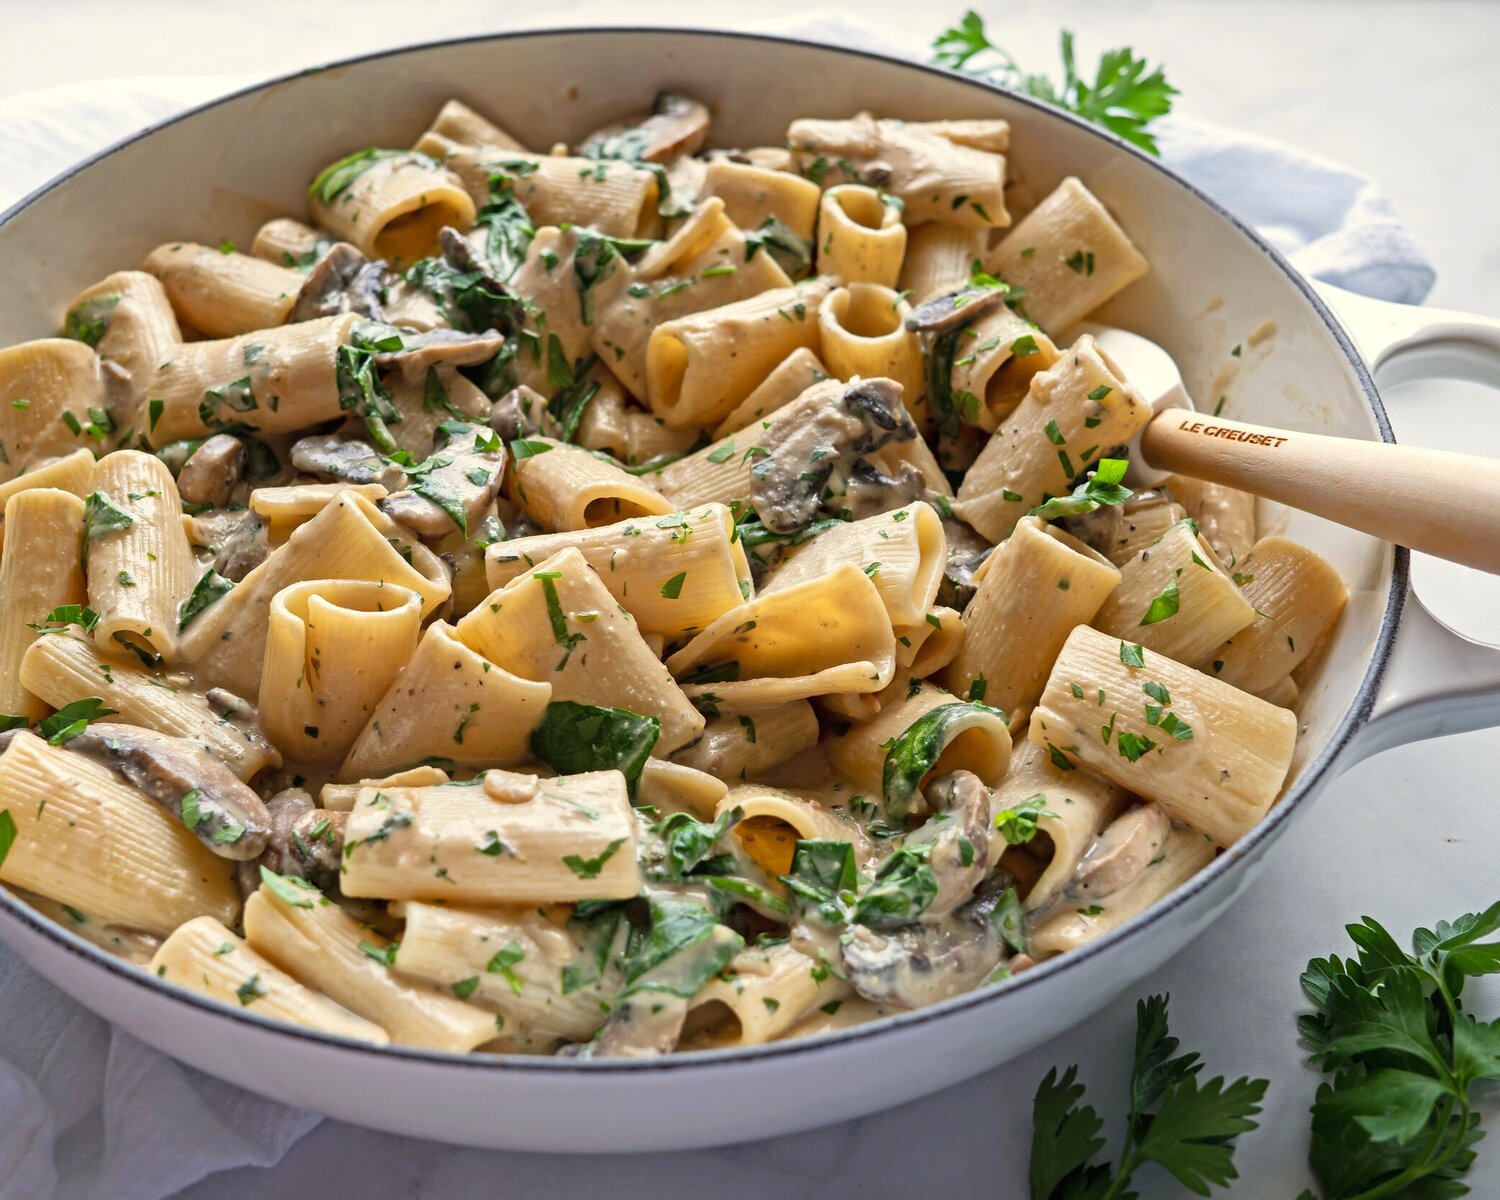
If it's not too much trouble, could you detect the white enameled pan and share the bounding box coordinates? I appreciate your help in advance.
[1,27,1499,1152]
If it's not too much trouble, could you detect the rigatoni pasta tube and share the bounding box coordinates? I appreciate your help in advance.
[1209,536,1348,698]
[339,770,639,904]
[710,347,829,439]
[339,622,550,780]
[955,334,1152,542]
[145,242,301,337]
[260,580,424,763]
[702,160,821,241]
[447,151,657,239]
[762,503,945,632]
[637,758,730,820]
[0,489,85,721]
[645,277,835,427]
[309,150,475,264]
[683,942,849,1048]
[393,902,621,1044]
[898,223,989,304]
[457,548,702,754]
[1029,625,1297,845]
[149,917,388,1043]
[63,270,181,400]
[0,339,105,480]
[817,285,925,427]
[816,186,906,288]
[1162,474,1257,570]
[249,482,390,546]
[146,313,357,446]
[988,177,1148,335]
[243,884,496,1052]
[666,563,896,708]
[906,606,966,677]
[0,731,239,935]
[1104,493,1188,566]
[787,115,1007,228]
[1092,520,1256,668]
[0,448,93,557]
[949,308,1061,432]
[949,516,1120,726]
[414,98,527,154]
[824,682,1011,800]
[671,700,819,784]
[987,735,1126,897]
[179,491,449,700]
[485,503,751,640]
[505,438,674,530]
[250,218,326,265]
[21,631,280,780]
[86,451,199,665]
[720,785,869,878]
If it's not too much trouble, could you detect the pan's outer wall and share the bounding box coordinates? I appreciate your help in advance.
[0,28,1396,1152]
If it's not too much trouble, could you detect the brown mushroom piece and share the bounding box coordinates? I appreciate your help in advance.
[212,512,270,581]
[576,91,710,164]
[839,908,1002,1011]
[749,378,919,534]
[203,688,279,764]
[904,771,993,921]
[290,434,406,489]
[292,242,388,322]
[1068,804,1173,901]
[904,283,1009,336]
[176,433,248,508]
[937,516,994,611]
[64,723,272,859]
[378,421,507,539]
[369,321,507,383]
[237,787,347,897]
[488,384,561,441]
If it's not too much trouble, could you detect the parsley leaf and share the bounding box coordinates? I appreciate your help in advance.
[1298,904,1500,1199]
[931,11,1178,156]
[1030,993,1265,1199]
[1030,457,1133,520]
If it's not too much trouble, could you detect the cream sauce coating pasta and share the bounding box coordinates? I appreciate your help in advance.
[0,89,1342,1059]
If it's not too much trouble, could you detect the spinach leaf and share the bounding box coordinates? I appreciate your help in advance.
[561,904,625,995]
[650,806,742,883]
[852,841,937,928]
[529,700,659,796]
[476,172,536,282]
[178,569,234,631]
[64,294,120,348]
[881,700,1007,822]
[745,216,812,279]
[308,148,412,205]
[622,896,741,998]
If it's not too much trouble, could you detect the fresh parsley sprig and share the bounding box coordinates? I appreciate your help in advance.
[931,11,1178,155]
[1297,905,1500,1200]
[1031,994,1266,1199]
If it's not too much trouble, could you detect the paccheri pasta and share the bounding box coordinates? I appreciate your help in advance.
[0,90,1340,1058]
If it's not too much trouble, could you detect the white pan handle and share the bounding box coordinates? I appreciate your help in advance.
[1316,282,1500,758]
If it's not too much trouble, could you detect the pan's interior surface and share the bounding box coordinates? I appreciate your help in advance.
[0,28,1392,1083]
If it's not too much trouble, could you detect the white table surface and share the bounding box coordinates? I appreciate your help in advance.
[3,2,1499,1197]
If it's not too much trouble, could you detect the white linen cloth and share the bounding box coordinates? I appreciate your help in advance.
[0,13,1444,1200]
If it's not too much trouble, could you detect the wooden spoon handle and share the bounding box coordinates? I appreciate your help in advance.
[1139,410,1500,574]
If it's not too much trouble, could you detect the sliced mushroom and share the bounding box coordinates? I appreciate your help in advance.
[65,723,271,859]
[938,517,994,611]
[292,242,388,322]
[842,457,928,521]
[750,378,918,533]
[488,384,559,441]
[378,422,506,539]
[576,91,710,164]
[212,512,270,581]
[237,787,346,897]
[176,434,247,508]
[839,917,999,1011]
[290,434,406,489]
[1069,804,1173,901]
[904,771,992,921]
[368,320,507,383]
[904,283,1009,335]
[203,689,278,763]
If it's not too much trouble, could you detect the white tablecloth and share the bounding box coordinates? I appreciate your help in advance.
[1,6,1498,1198]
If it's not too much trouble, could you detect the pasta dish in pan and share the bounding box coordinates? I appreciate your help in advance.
[0,93,1345,1056]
